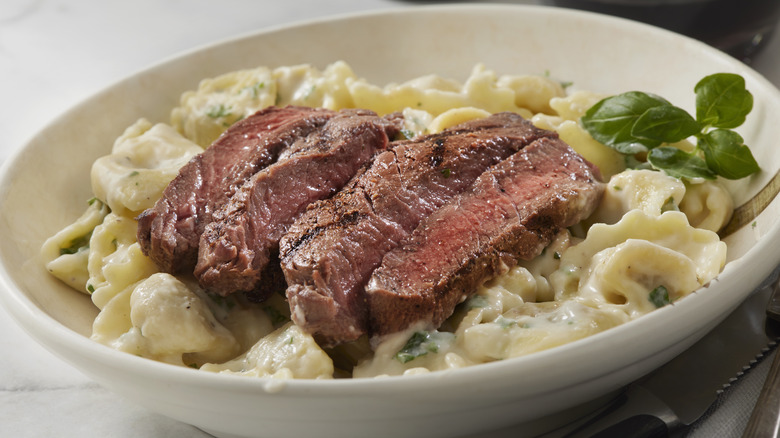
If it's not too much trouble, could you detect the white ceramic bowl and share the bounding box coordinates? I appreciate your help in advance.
[1,5,780,438]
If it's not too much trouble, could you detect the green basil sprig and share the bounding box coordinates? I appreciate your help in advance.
[581,73,759,180]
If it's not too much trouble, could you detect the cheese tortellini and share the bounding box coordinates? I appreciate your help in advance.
[43,61,737,380]
[91,119,204,218]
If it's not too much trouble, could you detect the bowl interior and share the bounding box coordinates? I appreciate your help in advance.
[1,5,780,438]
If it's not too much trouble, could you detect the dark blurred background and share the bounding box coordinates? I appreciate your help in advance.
[398,0,780,63]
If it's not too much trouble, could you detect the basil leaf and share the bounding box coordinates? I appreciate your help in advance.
[631,105,701,144]
[699,129,760,179]
[695,73,753,129]
[648,147,716,180]
[581,91,671,153]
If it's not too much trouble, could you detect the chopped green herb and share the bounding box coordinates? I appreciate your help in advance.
[287,336,295,345]
[612,185,622,191]
[59,231,92,255]
[441,168,452,178]
[560,80,573,90]
[649,285,671,308]
[86,283,95,294]
[467,295,489,309]
[553,251,561,260]
[242,82,266,98]
[581,73,758,181]
[188,363,199,369]
[752,221,758,228]
[206,104,232,119]
[302,85,316,100]
[661,197,679,212]
[495,315,517,329]
[400,128,415,140]
[394,331,454,364]
[263,306,289,325]
[127,171,140,177]
[206,292,236,311]
[87,197,99,206]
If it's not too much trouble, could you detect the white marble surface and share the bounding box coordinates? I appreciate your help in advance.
[1,1,779,437]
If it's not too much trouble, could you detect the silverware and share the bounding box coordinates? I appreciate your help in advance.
[741,279,780,437]
[549,275,780,438]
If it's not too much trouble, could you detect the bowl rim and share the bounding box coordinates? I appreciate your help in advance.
[1,2,780,399]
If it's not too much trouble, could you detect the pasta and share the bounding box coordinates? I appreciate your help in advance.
[41,61,736,379]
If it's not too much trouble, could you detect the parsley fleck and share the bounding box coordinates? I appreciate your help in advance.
[263,306,289,325]
[467,295,489,309]
[394,331,454,364]
[661,197,679,213]
[59,232,92,255]
[649,285,672,308]
[400,128,415,140]
[86,283,95,294]
[495,315,517,329]
[206,104,232,119]
[441,168,451,178]
[553,251,561,260]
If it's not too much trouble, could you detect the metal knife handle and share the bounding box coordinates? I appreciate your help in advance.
[741,349,780,438]
[562,385,682,437]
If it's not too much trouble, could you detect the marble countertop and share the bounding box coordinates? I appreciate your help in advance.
[1,1,779,437]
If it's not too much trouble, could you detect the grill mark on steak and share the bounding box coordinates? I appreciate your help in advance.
[365,137,605,337]
[194,109,399,298]
[136,106,335,274]
[279,112,557,347]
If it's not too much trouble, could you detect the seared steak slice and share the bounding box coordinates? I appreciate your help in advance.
[280,112,557,346]
[366,137,604,337]
[137,106,334,273]
[195,109,400,297]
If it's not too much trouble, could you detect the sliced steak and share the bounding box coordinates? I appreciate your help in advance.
[195,109,400,297]
[137,106,335,274]
[280,112,557,347]
[366,137,605,337]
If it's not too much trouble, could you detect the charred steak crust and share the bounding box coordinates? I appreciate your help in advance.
[136,106,335,274]
[194,109,400,297]
[280,112,558,347]
[365,137,605,337]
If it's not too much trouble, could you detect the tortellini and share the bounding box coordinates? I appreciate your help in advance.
[92,273,246,366]
[348,64,553,118]
[588,169,686,225]
[557,210,726,306]
[91,119,203,217]
[41,199,109,292]
[87,213,158,310]
[201,323,334,379]
[171,61,357,146]
[679,180,734,232]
